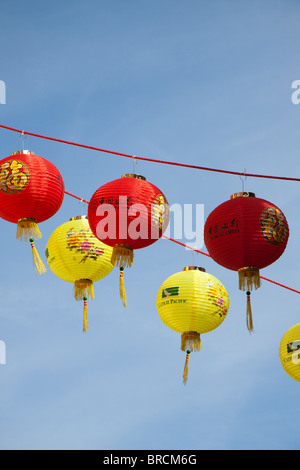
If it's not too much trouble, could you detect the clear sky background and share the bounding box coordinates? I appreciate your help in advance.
[0,0,299,451]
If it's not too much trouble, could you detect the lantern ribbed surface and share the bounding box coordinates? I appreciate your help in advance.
[156,267,229,334]
[88,174,169,251]
[204,192,289,272]
[0,150,64,224]
[45,216,114,284]
[279,323,300,382]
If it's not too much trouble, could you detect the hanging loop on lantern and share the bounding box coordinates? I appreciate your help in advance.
[239,168,247,192]
[186,246,198,266]
[191,249,195,266]
[132,155,137,173]
[20,131,26,151]
[78,198,86,217]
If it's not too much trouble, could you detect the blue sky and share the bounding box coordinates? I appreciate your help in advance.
[0,0,300,450]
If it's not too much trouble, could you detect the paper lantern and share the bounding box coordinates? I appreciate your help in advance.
[88,173,169,306]
[156,266,229,384]
[279,323,300,382]
[45,215,114,331]
[0,150,65,274]
[204,192,289,332]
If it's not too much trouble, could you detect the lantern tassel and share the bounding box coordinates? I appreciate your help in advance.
[17,218,42,241]
[183,350,191,385]
[119,267,127,308]
[74,279,94,301]
[181,332,201,385]
[246,291,254,333]
[30,238,47,275]
[111,245,133,268]
[238,266,261,291]
[181,331,201,352]
[83,297,88,333]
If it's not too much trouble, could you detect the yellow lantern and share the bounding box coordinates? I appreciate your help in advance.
[45,215,114,331]
[156,266,229,384]
[279,323,300,382]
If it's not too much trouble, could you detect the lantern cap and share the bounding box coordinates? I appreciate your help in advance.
[230,192,256,199]
[69,215,87,221]
[183,266,206,272]
[121,174,146,181]
[11,150,35,155]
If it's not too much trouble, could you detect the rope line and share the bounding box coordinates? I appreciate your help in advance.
[64,190,89,204]
[162,234,211,257]
[1,124,299,182]
[1,125,298,294]
[259,276,300,294]
[64,192,300,294]
[162,235,300,294]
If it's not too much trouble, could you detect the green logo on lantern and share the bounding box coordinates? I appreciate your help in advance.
[162,286,180,298]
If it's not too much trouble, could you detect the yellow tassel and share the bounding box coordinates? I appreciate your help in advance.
[83,297,88,333]
[17,218,42,241]
[119,267,127,308]
[238,266,261,291]
[183,350,191,385]
[181,331,201,352]
[181,332,201,385]
[111,245,134,268]
[30,238,47,275]
[246,291,254,333]
[74,279,94,301]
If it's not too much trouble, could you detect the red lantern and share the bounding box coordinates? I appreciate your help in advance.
[0,150,65,273]
[88,173,169,306]
[204,192,289,332]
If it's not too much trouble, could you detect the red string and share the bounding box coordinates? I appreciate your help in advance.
[1,124,298,294]
[64,190,89,204]
[259,276,300,294]
[63,193,300,295]
[162,235,300,295]
[1,124,299,182]
[162,234,211,257]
